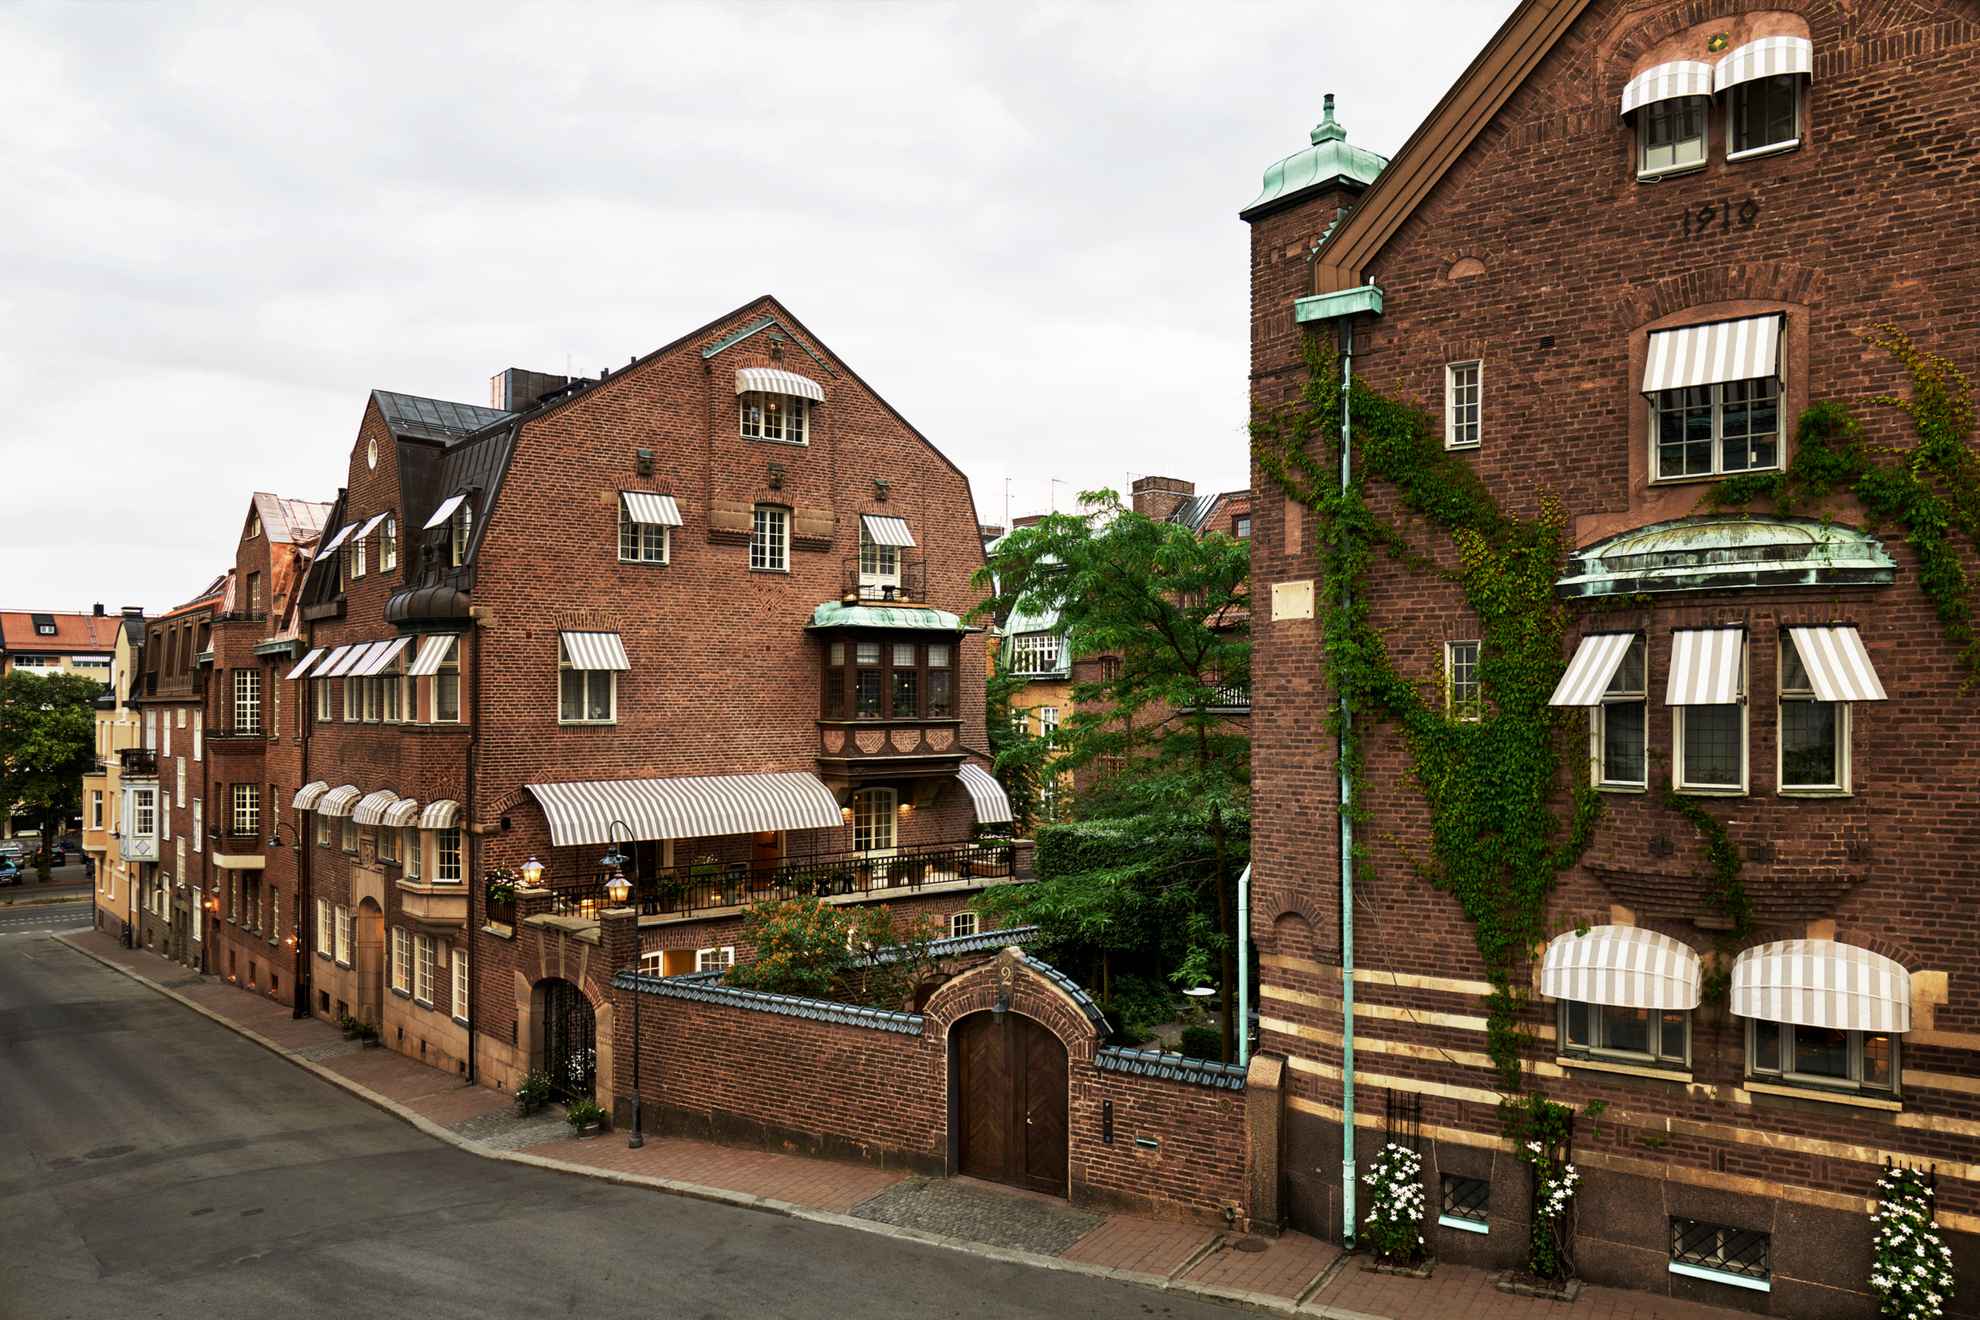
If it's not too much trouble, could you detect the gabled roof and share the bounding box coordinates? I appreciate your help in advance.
[0,611,122,655]
[251,492,333,545]
[372,390,512,443]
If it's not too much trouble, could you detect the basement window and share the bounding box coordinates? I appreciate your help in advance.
[1438,1174,1489,1233]
[1670,1218,1770,1291]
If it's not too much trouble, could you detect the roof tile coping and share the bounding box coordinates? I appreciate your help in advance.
[614,971,923,1036]
[1021,953,1112,1035]
[860,923,1038,966]
[1096,1045,1248,1092]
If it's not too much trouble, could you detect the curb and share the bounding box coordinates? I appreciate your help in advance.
[0,892,92,909]
[52,932,1363,1317]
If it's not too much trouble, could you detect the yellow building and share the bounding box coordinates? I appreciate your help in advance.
[0,606,123,680]
[81,609,147,939]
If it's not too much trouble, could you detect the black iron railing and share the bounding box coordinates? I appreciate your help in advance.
[841,555,928,604]
[1208,684,1250,710]
[120,747,158,777]
[541,838,1020,919]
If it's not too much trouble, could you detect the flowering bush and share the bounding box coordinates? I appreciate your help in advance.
[1528,1142,1580,1280]
[1360,1143,1427,1264]
[1872,1167,1956,1319]
[566,1047,596,1090]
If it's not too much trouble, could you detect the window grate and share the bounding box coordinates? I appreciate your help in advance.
[1670,1218,1769,1281]
[1441,1174,1489,1223]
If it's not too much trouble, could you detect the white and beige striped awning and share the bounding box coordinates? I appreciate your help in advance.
[352,636,411,678]
[317,785,362,818]
[324,643,375,678]
[285,648,326,681]
[406,634,459,677]
[1666,627,1745,705]
[957,763,1014,826]
[1642,314,1783,394]
[1715,35,1813,92]
[418,800,461,829]
[380,797,422,829]
[1731,939,1911,1033]
[351,790,404,827]
[354,512,389,541]
[1541,925,1702,1011]
[1621,59,1713,115]
[317,523,358,555]
[560,631,630,671]
[1548,632,1638,707]
[312,644,354,679]
[621,492,682,526]
[424,493,466,531]
[525,771,844,848]
[861,514,917,549]
[292,781,330,811]
[734,367,825,403]
[1784,626,1887,702]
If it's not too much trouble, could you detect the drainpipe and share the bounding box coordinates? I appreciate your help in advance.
[1336,313,1358,1249]
[465,620,482,1085]
[1237,863,1251,1069]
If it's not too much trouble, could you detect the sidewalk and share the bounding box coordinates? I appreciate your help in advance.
[57,928,1752,1320]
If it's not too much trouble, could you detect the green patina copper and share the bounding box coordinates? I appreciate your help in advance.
[808,601,972,632]
[1242,94,1388,217]
[1555,514,1897,600]
[1294,285,1384,323]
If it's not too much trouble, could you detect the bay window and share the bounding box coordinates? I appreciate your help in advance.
[435,828,461,883]
[823,636,959,720]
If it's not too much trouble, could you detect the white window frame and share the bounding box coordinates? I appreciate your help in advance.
[376,823,398,863]
[1444,640,1481,720]
[1673,639,1749,795]
[234,668,262,734]
[315,812,331,847]
[1590,635,1648,790]
[314,678,332,722]
[694,946,737,972]
[341,677,358,723]
[380,516,398,572]
[1444,361,1482,449]
[349,534,366,580]
[1777,635,1850,795]
[193,710,202,761]
[315,898,332,957]
[414,934,436,1006]
[1037,706,1060,744]
[191,886,203,942]
[738,391,808,445]
[950,912,979,939]
[231,782,260,837]
[340,817,357,853]
[558,639,619,726]
[1559,999,1690,1068]
[451,947,469,1022]
[618,504,671,564]
[1637,94,1708,178]
[176,757,186,807]
[1651,378,1784,482]
[191,797,202,853]
[145,710,156,750]
[1726,74,1801,162]
[1746,1019,1896,1096]
[434,639,461,723]
[91,791,103,830]
[749,505,790,572]
[435,828,461,884]
[450,502,473,567]
[1010,632,1063,676]
[407,829,423,881]
[132,785,156,838]
[391,927,411,994]
[851,787,897,856]
[857,524,900,597]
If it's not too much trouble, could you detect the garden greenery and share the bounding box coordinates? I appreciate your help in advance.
[1871,1166,1956,1320]
[1360,1142,1428,1265]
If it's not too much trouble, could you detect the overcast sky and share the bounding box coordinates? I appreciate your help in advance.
[2,1,1514,613]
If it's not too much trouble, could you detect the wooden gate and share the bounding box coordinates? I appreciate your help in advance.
[955,1011,1069,1196]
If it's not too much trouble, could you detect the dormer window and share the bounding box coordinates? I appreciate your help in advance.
[245,512,261,539]
[451,501,473,567]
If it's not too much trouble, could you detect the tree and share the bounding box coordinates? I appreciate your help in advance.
[974,491,1250,1058]
[986,661,1049,833]
[0,671,103,876]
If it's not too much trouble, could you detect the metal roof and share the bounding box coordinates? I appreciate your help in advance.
[371,390,512,443]
[808,602,971,632]
[1242,94,1388,217]
[1096,1046,1248,1091]
[1556,516,1897,600]
[251,492,332,544]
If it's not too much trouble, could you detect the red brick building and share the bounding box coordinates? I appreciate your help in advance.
[1246,3,1978,1313]
[128,581,221,966]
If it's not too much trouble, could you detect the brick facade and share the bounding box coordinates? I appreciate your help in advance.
[1248,3,1980,1314]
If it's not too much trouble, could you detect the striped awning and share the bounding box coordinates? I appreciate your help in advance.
[285,647,326,681]
[1715,35,1813,92]
[419,800,461,829]
[957,764,1014,826]
[354,512,389,541]
[525,771,844,848]
[621,492,682,526]
[311,644,353,678]
[1548,632,1638,707]
[406,634,458,677]
[326,642,380,678]
[351,790,404,827]
[1542,925,1702,1011]
[317,523,358,555]
[861,514,917,549]
[380,797,422,829]
[292,781,330,811]
[560,631,630,671]
[1784,626,1887,702]
[1642,314,1783,394]
[1732,940,1911,1033]
[1621,59,1713,114]
[423,493,466,530]
[1667,628,1744,704]
[734,367,824,403]
[352,636,410,678]
[317,785,362,818]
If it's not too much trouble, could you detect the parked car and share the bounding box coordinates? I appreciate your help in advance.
[0,841,26,862]
[0,859,22,886]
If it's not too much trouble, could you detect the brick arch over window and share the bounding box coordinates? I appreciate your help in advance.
[921,950,1106,1067]
[1600,2,1823,97]
[1611,262,1825,331]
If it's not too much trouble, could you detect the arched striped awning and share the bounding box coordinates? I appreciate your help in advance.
[734,367,824,402]
[1732,940,1911,1033]
[419,800,462,830]
[1715,35,1812,92]
[957,764,1014,826]
[292,781,330,811]
[380,798,422,829]
[351,790,404,827]
[1541,925,1702,1011]
[525,772,843,848]
[1621,60,1712,115]
[317,785,362,818]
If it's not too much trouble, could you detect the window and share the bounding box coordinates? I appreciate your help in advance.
[348,533,365,580]
[267,885,280,940]
[858,524,899,596]
[749,505,789,571]
[1730,75,1798,157]
[434,639,461,723]
[192,798,202,852]
[1010,632,1063,676]
[1037,706,1060,743]
[739,391,808,445]
[334,905,353,965]
[381,653,402,723]
[1445,361,1482,449]
[452,948,469,1021]
[854,641,883,717]
[233,668,262,734]
[414,934,436,1005]
[315,813,330,847]
[246,512,260,539]
[315,898,331,957]
[341,818,357,853]
[1654,378,1781,480]
[1439,1174,1490,1232]
[1561,999,1689,1068]
[1639,95,1707,176]
[342,677,357,723]
[695,946,737,972]
[435,828,461,883]
[315,678,332,722]
[619,502,671,564]
[391,928,411,993]
[450,501,473,567]
[558,639,617,724]
[1670,1218,1770,1289]
[1233,515,1252,539]
[245,877,260,931]
[1674,643,1747,793]
[950,912,978,939]
[1591,635,1647,788]
[191,886,202,942]
[927,643,953,718]
[176,757,186,807]
[34,619,55,636]
[851,787,896,854]
[91,791,103,830]
[1445,641,1481,720]
[1778,636,1848,793]
[246,572,262,612]
[1748,1019,1895,1094]
[376,825,398,863]
[380,517,398,572]
[890,642,919,717]
[406,830,423,881]
[230,783,259,837]
[132,787,156,839]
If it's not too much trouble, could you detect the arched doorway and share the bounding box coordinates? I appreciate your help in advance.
[953,1011,1068,1196]
[355,899,384,1027]
[538,978,596,1103]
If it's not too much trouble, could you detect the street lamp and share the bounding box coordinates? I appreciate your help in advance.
[599,819,643,1149]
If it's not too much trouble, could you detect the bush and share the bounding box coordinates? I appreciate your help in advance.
[1872,1166,1956,1319]
[514,1069,554,1116]
[565,1099,606,1131]
[1360,1143,1427,1264]
[1105,973,1177,1046]
[726,897,852,999]
[1179,1025,1224,1061]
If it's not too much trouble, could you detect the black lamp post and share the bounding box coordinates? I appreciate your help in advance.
[266,820,307,1018]
[599,821,643,1149]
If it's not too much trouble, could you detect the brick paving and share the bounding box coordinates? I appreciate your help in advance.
[58,928,1764,1320]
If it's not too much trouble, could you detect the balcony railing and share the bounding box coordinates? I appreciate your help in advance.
[207,721,266,741]
[538,838,1021,920]
[841,555,928,604]
[120,747,158,777]
[1207,683,1250,711]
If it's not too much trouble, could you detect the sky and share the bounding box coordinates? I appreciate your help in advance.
[0,0,1516,613]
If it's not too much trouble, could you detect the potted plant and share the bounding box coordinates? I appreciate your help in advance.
[565,1098,606,1137]
[356,1021,382,1048]
[513,1069,554,1117]
[337,1012,362,1040]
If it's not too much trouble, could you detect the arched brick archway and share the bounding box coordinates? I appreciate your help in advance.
[513,925,617,1113]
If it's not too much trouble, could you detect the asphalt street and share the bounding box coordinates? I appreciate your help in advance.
[0,900,89,936]
[0,936,1245,1320]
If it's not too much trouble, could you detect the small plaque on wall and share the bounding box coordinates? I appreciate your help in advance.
[1271,579,1316,622]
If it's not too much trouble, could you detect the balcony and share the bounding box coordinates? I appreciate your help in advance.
[397,877,469,930]
[119,747,158,778]
[841,555,928,605]
[1207,683,1250,713]
[539,838,1023,921]
[207,721,267,744]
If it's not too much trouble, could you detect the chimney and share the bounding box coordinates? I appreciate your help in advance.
[490,367,583,412]
[1131,476,1195,523]
[121,605,144,618]
[93,602,105,616]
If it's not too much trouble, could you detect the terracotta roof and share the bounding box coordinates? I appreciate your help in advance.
[0,611,122,656]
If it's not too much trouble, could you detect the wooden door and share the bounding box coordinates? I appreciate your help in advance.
[954,1012,1068,1196]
